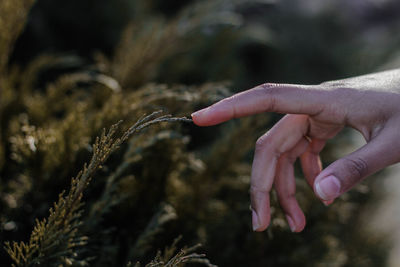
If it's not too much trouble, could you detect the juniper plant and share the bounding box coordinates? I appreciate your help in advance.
[4,112,194,267]
[130,236,216,267]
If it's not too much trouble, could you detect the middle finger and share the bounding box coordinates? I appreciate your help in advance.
[251,114,309,231]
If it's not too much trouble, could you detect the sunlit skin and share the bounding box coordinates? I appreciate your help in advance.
[191,68,400,232]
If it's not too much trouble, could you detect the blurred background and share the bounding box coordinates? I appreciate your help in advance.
[1,0,400,266]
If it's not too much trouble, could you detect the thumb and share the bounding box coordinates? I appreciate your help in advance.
[314,126,400,201]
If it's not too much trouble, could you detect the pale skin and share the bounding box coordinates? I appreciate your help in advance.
[191,68,400,233]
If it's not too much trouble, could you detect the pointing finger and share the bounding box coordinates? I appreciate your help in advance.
[192,83,328,126]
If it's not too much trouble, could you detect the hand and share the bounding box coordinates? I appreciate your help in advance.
[191,68,400,232]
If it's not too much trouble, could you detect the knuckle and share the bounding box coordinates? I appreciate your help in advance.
[220,96,233,105]
[255,134,281,158]
[255,135,270,151]
[342,157,368,179]
[250,185,268,194]
[229,95,239,117]
[275,182,295,198]
[259,83,279,111]
[221,95,239,118]
[260,82,280,90]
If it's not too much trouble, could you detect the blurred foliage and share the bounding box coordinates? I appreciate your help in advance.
[0,0,35,73]
[1,0,400,266]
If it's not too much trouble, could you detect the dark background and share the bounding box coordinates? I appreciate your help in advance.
[14,0,400,87]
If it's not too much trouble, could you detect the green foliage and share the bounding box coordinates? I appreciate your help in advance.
[5,112,191,266]
[1,0,395,266]
[129,236,216,267]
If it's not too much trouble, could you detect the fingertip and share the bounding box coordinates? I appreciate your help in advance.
[295,214,306,233]
[252,207,270,232]
[314,175,341,200]
[191,109,207,126]
[323,199,334,206]
[286,215,296,232]
[250,190,271,232]
[254,226,268,232]
[286,212,306,233]
[191,107,221,126]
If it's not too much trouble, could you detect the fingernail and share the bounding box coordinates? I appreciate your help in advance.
[286,215,296,232]
[252,209,260,231]
[315,175,341,200]
[191,107,210,118]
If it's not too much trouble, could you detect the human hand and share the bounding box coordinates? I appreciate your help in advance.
[191,68,400,232]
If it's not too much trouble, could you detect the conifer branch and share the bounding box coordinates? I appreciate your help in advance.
[4,112,192,266]
[131,236,216,267]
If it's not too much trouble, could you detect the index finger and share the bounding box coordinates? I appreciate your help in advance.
[192,83,327,126]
